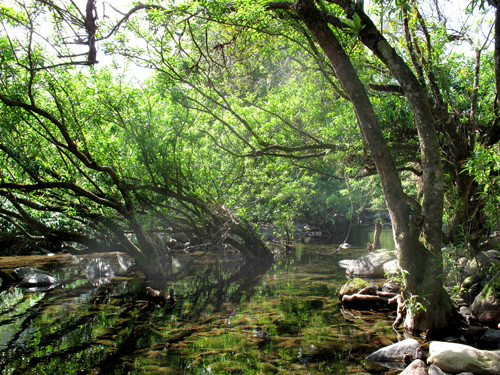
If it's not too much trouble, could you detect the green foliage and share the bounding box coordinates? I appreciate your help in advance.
[465,143,500,229]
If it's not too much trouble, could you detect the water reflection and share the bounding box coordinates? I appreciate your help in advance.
[85,258,115,286]
[0,245,397,374]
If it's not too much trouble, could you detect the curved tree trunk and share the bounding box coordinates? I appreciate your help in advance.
[294,0,453,334]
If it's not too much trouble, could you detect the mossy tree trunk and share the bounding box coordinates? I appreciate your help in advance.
[293,0,454,334]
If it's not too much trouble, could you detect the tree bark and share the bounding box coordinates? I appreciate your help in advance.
[293,0,453,333]
[372,219,382,250]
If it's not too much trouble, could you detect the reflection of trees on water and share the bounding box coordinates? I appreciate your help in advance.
[172,254,273,321]
[0,254,272,374]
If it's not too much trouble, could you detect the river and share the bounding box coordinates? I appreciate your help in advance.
[0,233,398,374]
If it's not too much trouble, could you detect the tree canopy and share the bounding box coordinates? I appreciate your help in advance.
[0,0,498,333]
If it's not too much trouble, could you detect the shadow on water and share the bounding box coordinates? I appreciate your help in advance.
[0,244,398,375]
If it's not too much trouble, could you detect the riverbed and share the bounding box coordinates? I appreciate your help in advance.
[0,241,399,374]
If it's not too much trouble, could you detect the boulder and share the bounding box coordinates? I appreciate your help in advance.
[383,259,400,277]
[427,341,500,375]
[462,250,500,277]
[18,273,59,288]
[428,365,447,375]
[338,249,397,277]
[400,359,428,375]
[85,258,115,286]
[13,267,51,281]
[480,329,500,347]
[366,338,422,369]
[471,272,500,327]
[338,278,371,300]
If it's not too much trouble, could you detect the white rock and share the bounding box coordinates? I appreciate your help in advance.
[427,341,500,375]
[338,249,397,277]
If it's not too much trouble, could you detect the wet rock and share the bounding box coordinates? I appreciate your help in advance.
[471,272,500,327]
[13,267,51,281]
[116,253,136,272]
[18,273,59,288]
[338,249,397,277]
[480,329,500,347]
[12,267,59,290]
[427,341,500,375]
[460,325,489,341]
[85,258,115,286]
[366,338,422,369]
[338,278,371,300]
[400,359,428,375]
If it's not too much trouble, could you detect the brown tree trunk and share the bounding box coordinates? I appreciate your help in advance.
[293,0,453,334]
[372,219,382,250]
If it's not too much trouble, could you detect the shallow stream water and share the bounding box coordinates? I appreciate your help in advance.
[0,236,399,375]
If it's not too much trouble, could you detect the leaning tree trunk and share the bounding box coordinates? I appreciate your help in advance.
[294,0,454,334]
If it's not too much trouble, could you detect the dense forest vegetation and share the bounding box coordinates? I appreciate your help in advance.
[0,0,498,334]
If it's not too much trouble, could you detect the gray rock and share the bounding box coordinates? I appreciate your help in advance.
[366,338,422,367]
[480,329,500,346]
[427,341,500,375]
[428,365,449,375]
[338,249,397,277]
[13,267,51,281]
[383,259,400,277]
[400,359,428,375]
[85,258,115,286]
[462,250,500,277]
[471,273,500,327]
[18,273,59,288]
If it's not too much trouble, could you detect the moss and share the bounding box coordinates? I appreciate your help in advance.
[339,278,371,300]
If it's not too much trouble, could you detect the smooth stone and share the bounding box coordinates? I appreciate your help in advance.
[428,365,449,375]
[427,341,500,375]
[366,338,422,367]
[480,329,500,346]
[383,259,399,276]
[400,359,428,375]
[471,274,500,327]
[13,267,51,281]
[338,249,397,277]
[18,273,59,287]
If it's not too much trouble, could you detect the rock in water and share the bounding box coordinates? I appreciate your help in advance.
[18,273,59,288]
[366,339,422,369]
[85,258,114,286]
[338,278,372,300]
[13,267,51,281]
[427,341,500,375]
[338,249,397,277]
